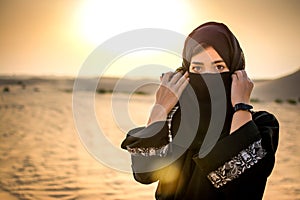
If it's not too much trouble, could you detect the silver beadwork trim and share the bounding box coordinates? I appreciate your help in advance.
[127,144,169,157]
[127,106,179,157]
[167,106,179,143]
[207,139,267,188]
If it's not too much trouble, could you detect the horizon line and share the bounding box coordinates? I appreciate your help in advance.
[0,67,299,81]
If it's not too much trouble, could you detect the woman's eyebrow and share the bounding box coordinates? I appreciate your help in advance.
[191,61,204,65]
[212,60,225,64]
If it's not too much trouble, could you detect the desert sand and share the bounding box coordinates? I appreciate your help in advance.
[0,72,299,200]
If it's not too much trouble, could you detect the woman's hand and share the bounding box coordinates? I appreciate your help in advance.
[147,71,189,125]
[230,70,254,133]
[231,70,254,106]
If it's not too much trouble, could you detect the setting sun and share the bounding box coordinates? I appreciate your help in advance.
[76,0,190,46]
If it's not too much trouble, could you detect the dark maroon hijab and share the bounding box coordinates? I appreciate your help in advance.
[182,22,245,73]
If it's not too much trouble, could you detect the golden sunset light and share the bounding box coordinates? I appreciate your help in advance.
[1,1,300,200]
[0,0,299,79]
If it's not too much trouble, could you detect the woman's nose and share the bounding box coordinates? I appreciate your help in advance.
[200,66,218,74]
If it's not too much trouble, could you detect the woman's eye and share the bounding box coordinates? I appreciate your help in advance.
[192,66,202,72]
[216,65,225,71]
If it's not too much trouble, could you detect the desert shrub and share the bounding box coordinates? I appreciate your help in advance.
[134,91,147,95]
[96,89,113,94]
[96,89,107,94]
[274,99,283,104]
[286,99,297,105]
[3,87,9,92]
[250,98,260,103]
[63,89,73,93]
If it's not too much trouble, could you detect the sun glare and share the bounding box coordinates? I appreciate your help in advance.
[77,0,189,46]
[74,0,190,78]
[103,49,182,78]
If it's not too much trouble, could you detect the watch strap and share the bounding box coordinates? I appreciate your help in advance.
[233,103,253,112]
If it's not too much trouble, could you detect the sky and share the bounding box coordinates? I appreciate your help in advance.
[0,0,299,79]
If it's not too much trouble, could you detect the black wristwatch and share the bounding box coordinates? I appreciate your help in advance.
[233,103,253,112]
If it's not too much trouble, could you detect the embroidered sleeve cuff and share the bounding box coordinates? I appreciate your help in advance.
[121,106,179,157]
[193,121,261,174]
[207,139,267,188]
[126,144,170,157]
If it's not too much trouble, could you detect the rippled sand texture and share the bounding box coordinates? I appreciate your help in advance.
[0,83,299,200]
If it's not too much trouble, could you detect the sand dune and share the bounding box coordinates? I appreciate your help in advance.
[252,69,300,101]
[0,70,299,199]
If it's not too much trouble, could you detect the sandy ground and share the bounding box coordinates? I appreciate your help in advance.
[0,82,299,200]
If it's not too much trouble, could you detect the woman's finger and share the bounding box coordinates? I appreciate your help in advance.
[241,70,253,86]
[236,70,243,78]
[241,70,247,78]
[175,71,188,88]
[177,76,190,97]
[234,70,244,80]
[232,72,239,81]
[169,71,183,84]
[161,71,173,85]
[232,73,238,82]
[160,73,165,81]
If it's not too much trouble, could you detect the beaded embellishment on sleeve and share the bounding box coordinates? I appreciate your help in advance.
[207,139,267,188]
[127,144,169,157]
[127,106,179,157]
[166,106,179,153]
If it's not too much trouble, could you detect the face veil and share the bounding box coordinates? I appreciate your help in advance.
[172,72,233,151]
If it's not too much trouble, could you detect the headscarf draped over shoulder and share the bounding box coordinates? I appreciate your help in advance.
[181,22,245,73]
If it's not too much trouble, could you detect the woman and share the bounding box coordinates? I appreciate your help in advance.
[121,22,279,199]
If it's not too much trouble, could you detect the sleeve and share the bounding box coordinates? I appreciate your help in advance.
[193,111,279,193]
[121,121,170,156]
[120,106,179,184]
[120,121,167,184]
